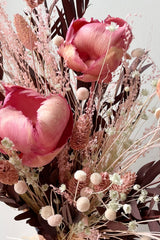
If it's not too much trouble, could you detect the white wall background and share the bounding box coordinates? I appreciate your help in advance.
[1,0,160,239]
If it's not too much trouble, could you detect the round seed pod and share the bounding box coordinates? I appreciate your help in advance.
[47,214,63,227]
[104,208,116,221]
[76,197,90,212]
[14,180,28,194]
[39,205,54,220]
[76,87,89,101]
[74,170,87,182]
[90,172,102,185]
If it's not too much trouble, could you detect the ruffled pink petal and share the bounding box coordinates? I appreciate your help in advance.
[0,106,34,153]
[3,85,45,124]
[22,146,64,167]
[66,18,100,43]
[77,72,112,83]
[73,22,111,59]
[84,47,123,77]
[58,44,87,72]
[104,16,133,50]
[35,95,71,154]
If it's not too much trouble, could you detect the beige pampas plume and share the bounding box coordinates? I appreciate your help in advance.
[25,0,45,8]
[14,14,37,51]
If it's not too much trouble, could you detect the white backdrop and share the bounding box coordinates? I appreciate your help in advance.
[1,0,160,239]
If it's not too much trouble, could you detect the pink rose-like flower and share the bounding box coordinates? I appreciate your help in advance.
[0,86,73,167]
[58,16,133,83]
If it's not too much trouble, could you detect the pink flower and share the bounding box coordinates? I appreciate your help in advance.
[0,86,73,167]
[58,16,132,83]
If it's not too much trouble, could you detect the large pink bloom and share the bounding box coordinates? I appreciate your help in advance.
[0,86,73,167]
[58,16,133,83]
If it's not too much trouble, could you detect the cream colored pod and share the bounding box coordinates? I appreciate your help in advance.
[104,208,116,221]
[90,172,102,185]
[74,170,87,182]
[76,87,89,101]
[14,180,28,194]
[76,197,90,212]
[47,214,63,227]
[39,205,54,220]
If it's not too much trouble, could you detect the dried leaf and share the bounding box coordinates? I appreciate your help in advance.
[62,0,76,26]
[51,17,64,39]
[106,221,128,231]
[56,7,67,37]
[130,200,142,220]
[136,161,155,184]
[148,211,160,233]
[141,160,160,187]
[146,186,160,196]
[14,210,33,221]
[76,0,84,18]
[85,0,90,9]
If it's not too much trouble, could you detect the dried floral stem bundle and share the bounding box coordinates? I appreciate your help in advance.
[0,1,160,240]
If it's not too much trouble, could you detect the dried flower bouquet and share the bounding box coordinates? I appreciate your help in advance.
[0,1,160,240]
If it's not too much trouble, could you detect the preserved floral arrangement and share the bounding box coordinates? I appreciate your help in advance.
[0,0,160,240]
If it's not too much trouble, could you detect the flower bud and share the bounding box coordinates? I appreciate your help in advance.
[14,180,28,194]
[76,197,90,212]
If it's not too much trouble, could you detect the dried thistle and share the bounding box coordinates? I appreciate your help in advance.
[111,171,136,194]
[14,14,37,51]
[70,114,91,150]
[25,0,45,8]
[0,160,19,185]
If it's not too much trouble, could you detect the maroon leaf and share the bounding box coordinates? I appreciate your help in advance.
[56,7,68,37]
[44,0,49,14]
[146,186,160,196]
[148,211,160,234]
[62,0,76,27]
[136,161,154,184]
[51,16,65,38]
[14,210,33,221]
[0,196,16,204]
[131,200,142,220]
[76,0,84,18]
[148,198,155,215]
[141,160,160,187]
[85,0,90,9]
[106,221,128,231]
